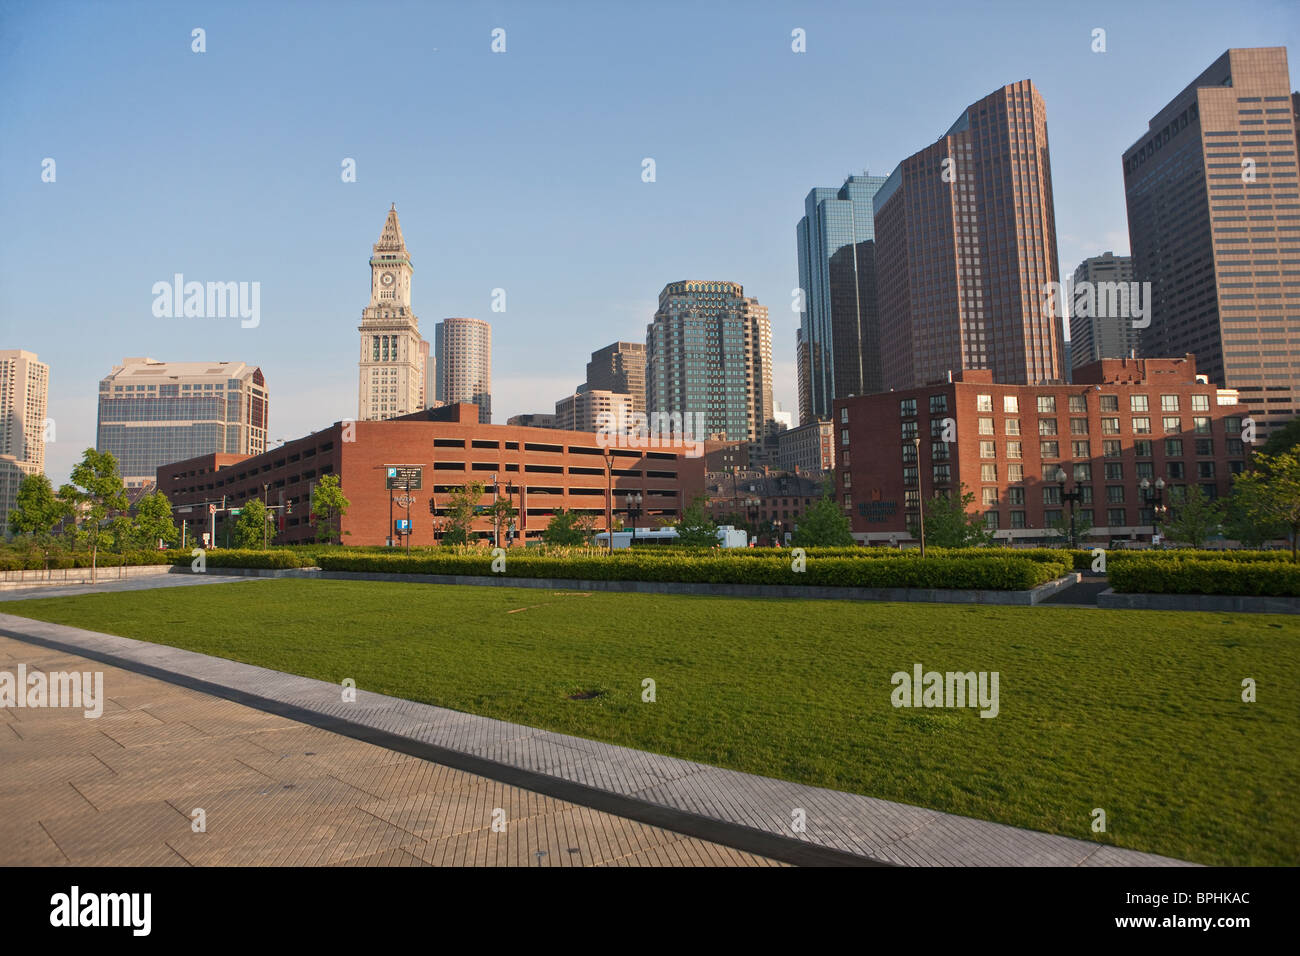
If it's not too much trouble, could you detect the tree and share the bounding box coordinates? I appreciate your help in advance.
[791,490,855,547]
[1221,484,1285,548]
[1161,485,1223,549]
[1258,416,1300,457]
[911,484,993,549]
[441,481,484,546]
[675,495,719,548]
[311,474,350,545]
[8,473,70,543]
[231,498,269,549]
[1231,450,1300,560]
[58,448,129,584]
[542,508,595,546]
[486,492,517,547]
[134,490,179,548]
[1048,507,1094,547]
[104,514,138,553]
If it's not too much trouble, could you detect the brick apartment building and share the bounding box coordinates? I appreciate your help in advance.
[833,356,1250,545]
[158,403,706,546]
[706,470,825,543]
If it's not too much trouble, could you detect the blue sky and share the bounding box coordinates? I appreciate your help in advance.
[1,0,1297,484]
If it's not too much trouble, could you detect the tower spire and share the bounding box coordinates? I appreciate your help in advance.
[373,205,408,258]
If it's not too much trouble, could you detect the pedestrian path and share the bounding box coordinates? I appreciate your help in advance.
[0,610,1195,867]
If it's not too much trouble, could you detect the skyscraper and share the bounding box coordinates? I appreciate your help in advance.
[0,349,49,530]
[435,317,492,424]
[97,357,268,487]
[583,342,646,412]
[358,205,428,421]
[796,175,888,423]
[555,389,633,433]
[874,80,1066,391]
[1123,47,1300,434]
[1069,252,1140,372]
[646,281,771,442]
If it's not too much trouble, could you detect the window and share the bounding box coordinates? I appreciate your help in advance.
[981,464,997,482]
[930,418,948,438]
[1037,395,1056,413]
[980,440,996,458]
[1191,394,1209,412]
[1134,440,1152,457]
[900,398,916,417]
[1104,462,1123,480]
[843,451,850,466]
[1161,395,1180,412]
[982,487,999,506]
[840,407,849,422]
[902,442,917,462]
[1226,438,1244,456]
[841,428,850,446]
[1136,461,1154,479]
[1040,440,1059,459]
[933,464,951,484]
[1008,464,1024,483]
[1224,417,1242,435]
[1100,395,1119,412]
[1103,440,1122,458]
[903,466,918,486]
[1079,509,1094,525]
[1007,487,1025,506]
[1108,508,1127,527]
[1070,418,1089,435]
[1163,417,1181,435]
[1039,418,1058,435]
[1007,440,1023,459]
[1010,511,1026,529]
[1193,417,1211,435]
[1132,417,1151,434]
[930,395,948,414]
[1198,461,1216,479]
[1079,486,1094,505]
[1130,395,1149,412]
[978,417,994,435]
[932,441,949,461]
[1072,440,1090,459]
[1043,487,1062,505]
[905,489,919,508]
[1165,438,1183,457]
[842,473,851,488]
[1102,418,1121,435]
[1106,486,1125,503]
[1195,438,1214,456]
[1005,418,1020,435]
[1073,463,1092,482]
[1167,461,1185,479]
[1069,395,1087,413]
[976,394,993,412]
[984,511,999,530]
[1044,509,1063,526]
[1004,395,1019,413]
[902,421,917,440]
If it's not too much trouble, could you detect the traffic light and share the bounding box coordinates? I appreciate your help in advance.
[285,499,293,515]
[428,498,437,515]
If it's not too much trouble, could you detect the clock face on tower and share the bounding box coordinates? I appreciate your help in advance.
[380,272,395,288]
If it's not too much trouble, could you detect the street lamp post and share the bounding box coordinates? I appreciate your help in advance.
[745,497,760,543]
[911,436,926,557]
[625,492,643,547]
[1055,467,1082,549]
[603,448,613,554]
[1140,477,1166,546]
[262,483,270,550]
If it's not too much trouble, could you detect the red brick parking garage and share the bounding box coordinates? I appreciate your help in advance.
[158,403,706,546]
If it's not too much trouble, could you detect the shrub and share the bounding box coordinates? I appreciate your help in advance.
[1108,556,1300,597]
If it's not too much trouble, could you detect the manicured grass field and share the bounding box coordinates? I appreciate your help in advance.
[7,579,1298,865]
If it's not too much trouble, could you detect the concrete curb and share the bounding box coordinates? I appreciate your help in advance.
[1098,588,1300,614]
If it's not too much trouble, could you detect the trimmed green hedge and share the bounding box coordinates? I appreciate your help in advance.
[1109,556,1300,597]
[315,551,1066,590]
[174,549,315,569]
[1108,549,1297,565]
[0,550,173,572]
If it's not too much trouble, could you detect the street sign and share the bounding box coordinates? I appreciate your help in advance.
[385,466,423,490]
[230,509,242,516]
[394,519,412,532]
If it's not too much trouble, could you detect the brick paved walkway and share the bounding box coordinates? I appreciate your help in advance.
[0,635,779,866]
[0,608,1195,867]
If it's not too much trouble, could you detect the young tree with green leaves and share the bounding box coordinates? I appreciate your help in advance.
[791,490,855,548]
[440,481,484,546]
[674,495,719,548]
[1048,507,1094,547]
[133,490,179,549]
[910,484,993,549]
[486,492,517,547]
[311,474,350,545]
[231,498,269,549]
[8,473,73,571]
[58,448,129,584]
[1231,449,1300,561]
[541,507,594,546]
[1161,485,1223,549]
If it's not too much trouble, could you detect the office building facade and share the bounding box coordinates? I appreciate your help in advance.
[584,342,646,413]
[1122,47,1300,434]
[435,317,492,424]
[555,389,633,433]
[1069,252,1140,371]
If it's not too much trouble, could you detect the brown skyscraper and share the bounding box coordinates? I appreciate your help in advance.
[583,341,646,412]
[1123,48,1300,434]
[874,80,1065,390]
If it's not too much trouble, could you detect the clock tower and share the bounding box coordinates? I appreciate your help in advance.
[357,205,429,421]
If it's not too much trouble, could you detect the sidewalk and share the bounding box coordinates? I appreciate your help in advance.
[0,608,1195,867]
[0,634,779,867]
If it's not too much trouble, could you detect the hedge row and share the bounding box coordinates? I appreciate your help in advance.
[170,549,316,569]
[314,551,1066,590]
[0,550,174,572]
[1108,557,1300,597]
[1107,549,1297,565]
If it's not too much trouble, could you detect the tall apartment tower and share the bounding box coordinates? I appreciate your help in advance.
[646,281,769,442]
[874,80,1066,391]
[1123,48,1300,434]
[555,389,634,433]
[584,342,646,412]
[358,205,428,422]
[0,349,49,473]
[1069,252,1140,372]
[796,174,889,423]
[434,317,492,424]
[97,358,268,487]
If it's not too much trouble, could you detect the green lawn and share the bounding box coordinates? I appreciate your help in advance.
[6,579,1298,865]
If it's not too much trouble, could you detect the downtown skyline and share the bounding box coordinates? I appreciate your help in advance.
[2,1,1298,485]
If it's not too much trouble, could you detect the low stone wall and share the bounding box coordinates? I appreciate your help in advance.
[0,564,175,589]
[1098,588,1300,615]
[189,566,1080,605]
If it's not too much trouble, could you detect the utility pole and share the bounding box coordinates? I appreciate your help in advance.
[262,483,269,550]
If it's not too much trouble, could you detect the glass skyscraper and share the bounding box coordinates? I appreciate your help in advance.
[796,174,889,424]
